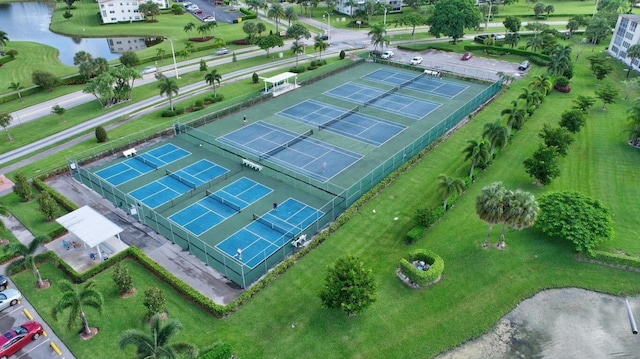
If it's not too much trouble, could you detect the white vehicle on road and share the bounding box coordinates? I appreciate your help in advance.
[380,50,394,59]
[410,56,423,65]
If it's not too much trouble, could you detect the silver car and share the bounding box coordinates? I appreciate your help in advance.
[0,289,22,312]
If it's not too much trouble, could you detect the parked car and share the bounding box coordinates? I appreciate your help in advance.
[203,15,216,22]
[182,2,193,7]
[518,60,531,70]
[0,275,7,291]
[491,33,506,40]
[193,9,204,14]
[317,33,328,41]
[380,50,394,59]
[410,56,423,65]
[140,66,157,75]
[0,289,21,312]
[214,48,229,56]
[188,5,200,12]
[461,52,473,61]
[215,0,225,5]
[0,321,44,359]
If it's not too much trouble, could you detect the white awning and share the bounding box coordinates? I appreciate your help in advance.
[56,206,123,248]
[260,72,297,84]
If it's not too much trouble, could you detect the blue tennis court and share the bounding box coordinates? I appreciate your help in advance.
[165,159,229,189]
[216,198,324,268]
[129,176,193,208]
[324,82,441,120]
[362,68,468,99]
[169,177,272,235]
[277,100,406,146]
[134,143,191,169]
[218,121,363,182]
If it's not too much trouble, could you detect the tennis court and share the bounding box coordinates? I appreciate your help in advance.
[324,82,441,119]
[361,68,469,99]
[277,99,406,146]
[134,143,191,169]
[216,198,324,268]
[218,121,363,182]
[165,159,228,189]
[169,177,272,235]
[95,158,156,186]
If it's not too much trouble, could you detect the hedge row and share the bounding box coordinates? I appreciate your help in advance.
[589,250,640,270]
[463,45,551,66]
[0,55,15,65]
[239,8,257,20]
[398,249,444,287]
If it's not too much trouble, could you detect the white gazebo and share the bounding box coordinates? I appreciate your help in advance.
[260,72,299,97]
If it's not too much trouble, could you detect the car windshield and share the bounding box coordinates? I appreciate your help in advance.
[12,326,27,335]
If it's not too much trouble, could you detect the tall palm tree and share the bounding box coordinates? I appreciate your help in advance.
[437,174,465,211]
[505,32,520,49]
[482,120,508,157]
[525,36,542,53]
[548,44,572,77]
[0,31,8,53]
[528,74,553,97]
[368,23,387,52]
[476,182,507,247]
[346,0,357,17]
[0,112,13,141]
[158,78,179,111]
[156,48,166,60]
[52,279,104,338]
[462,139,490,179]
[119,314,198,359]
[284,6,297,26]
[4,235,48,288]
[501,100,526,134]
[518,88,542,110]
[291,41,305,67]
[498,189,538,248]
[314,37,328,60]
[204,69,222,96]
[627,99,640,146]
[8,82,23,102]
[183,22,195,36]
[268,3,286,33]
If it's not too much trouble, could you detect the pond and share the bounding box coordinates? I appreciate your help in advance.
[0,2,149,66]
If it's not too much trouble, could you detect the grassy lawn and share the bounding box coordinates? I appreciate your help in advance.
[0,189,67,237]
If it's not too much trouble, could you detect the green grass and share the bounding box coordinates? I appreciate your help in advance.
[0,189,67,237]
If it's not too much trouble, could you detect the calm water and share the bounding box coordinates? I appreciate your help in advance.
[0,2,144,66]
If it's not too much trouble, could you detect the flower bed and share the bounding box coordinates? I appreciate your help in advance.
[397,249,444,288]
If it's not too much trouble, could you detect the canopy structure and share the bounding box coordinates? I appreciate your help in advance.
[260,72,299,97]
[56,205,124,261]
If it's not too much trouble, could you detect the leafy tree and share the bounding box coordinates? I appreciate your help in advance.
[256,22,266,37]
[63,0,76,8]
[319,254,377,317]
[143,286,166,317]
[109,65,139,102]
[38,191,58,221]
[544,4,554,18]
[204,69,222,96]
[284,6,297,26]
[462,139,490,179]
[199,59,207,72]
[427,0,481,44]
[626,44,640,78]
[523,144,560,185]
[13,172,33,202]
[95,125,108,143]
[158,77,179,111]
[256,34,284,58]
[533,2,545,18]
[268,3,286,33]
[394,12,427,36]
[252,72,259,84]
[286,23,311,42]
[482,120,508,157]
[572,95,596,113]
[8,82,23,102]
[51,105,66,122]
[242,21,258,43]
[476,182,507,247]
[0,113,13,141]
[497,189,538,247]
[139,1,161,21]
[112,262,134,295]
[538,123,574,156]
[4,235,48,288]
[585,16,610,47]
[559,109,586,133]
[595,84,618,110]
[437,174,465,211]
[566,19,580,36]
[63,10,73,20]
[119,50,139,68]
[314,37,328,60]
[32,70,58,91]
[339,50,346,60]
[52,279,104,337]
[119,314,197,359]
[503,16,521,33]
[536,191,613,254]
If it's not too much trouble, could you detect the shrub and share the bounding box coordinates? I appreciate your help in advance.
[252,72,259,84]
[555,76,570,87]
[13,173,32,202]
[339,50,346,60]
[289,65,306,73]
[406,226,425,244]
[112,262,134,295]
[198,342,234,359]
[143,286,166,317]
[195,99,204,107]
[6,49,17,57]
[95,125,108,143]
[414,207,437,227]
[398,249,444,287]
[161,109,177,117]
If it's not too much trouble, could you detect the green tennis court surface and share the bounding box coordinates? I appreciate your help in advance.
[362,68,469,99]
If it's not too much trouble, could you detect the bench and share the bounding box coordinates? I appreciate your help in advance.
[242,158,263,171]
[123,148,137,158]
[423,69,442,78]
[291,234,307,247]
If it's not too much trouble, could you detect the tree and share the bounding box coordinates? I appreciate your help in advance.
[63,0,76,9]
[256,34,284,58]
[12,173,33,202]
[256,22,266,37]
[8,82,23,102]
[143,286,166,317]
[158,77,179,111]
[437,174,465,211]
[566,19,580,36]
[252,72,259,84]
[427,0,481,44]
[346,0,357,17]
[284,6,297,26]
[572,95,596,113]
[559,109,586,133]
[95,125,108,143]
[536,191,613,254]
[503,15,521,33]
[0,30,8,53]
[32,70,58,91]
[533,2,545,18]
[319,254,377,317]
[538,123,574,157]
[119,314,198,359]
[368,23,390,53]
[204,69,222,96]
[286,23,311,42]
[462,139,490,179]
[528,74,553,96]
[498,189,538,248]
[52,279,104,338]
[111,262,134,295]
[314,37,328,60]
[525,36,543,52]
[626,44,640,78]
[291,41,305,67]
[585,16,610,49]
[482,120,508,157]
[38,191,58,221]
[0,113,13,141]
[523,144,560,185]
[548,44,572,77]
[4,235,48,288]
[622,77,640,100]
[51,105,66,122]
[243,21,258,43]
[476,182,507,247]
[119,50,139,68]
[501,100,526,134]
[544,4,554,18]
[595,84,618,110]
[268,3,286,33]
[183,22,196,36]
[139,1,161,21]
[394,12,427,36]
[199,59,207,72]
[627,98,640,146]
[505,33,520,49]
[156,47,166,60]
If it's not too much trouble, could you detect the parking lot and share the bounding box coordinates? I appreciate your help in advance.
[178,0,242,24]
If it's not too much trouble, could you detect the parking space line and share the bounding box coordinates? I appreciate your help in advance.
[17,338,51,358]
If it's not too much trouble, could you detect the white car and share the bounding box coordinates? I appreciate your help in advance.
[203,15,216,22]
[188,5,199,12]
[140,66,157,75]
[410,56,423,65]
[0,289,21,312]
[214,48,229,56]
[380,50,394,59]
[182,2,193,7]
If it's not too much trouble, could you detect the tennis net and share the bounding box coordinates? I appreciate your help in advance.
[166,169,197,189]
[206,190,242,212]
[399,73,426,89]
[261,130,313,159]
[319,105,359,131]
[253,214,297,239]
[364,86,398,107]
[132,154,158,170]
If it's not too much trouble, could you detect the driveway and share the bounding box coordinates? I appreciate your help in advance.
[183,0,242,24]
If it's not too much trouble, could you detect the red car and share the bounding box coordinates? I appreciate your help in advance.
[0,321,44,359]
[461,52,473,61]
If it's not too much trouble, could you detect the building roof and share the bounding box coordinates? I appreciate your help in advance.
[621,14,640,22]
[56,206,123,248]
[260,72,297,84]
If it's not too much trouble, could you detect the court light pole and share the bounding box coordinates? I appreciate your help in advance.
[163,37,180,79]
[383,6,387,29]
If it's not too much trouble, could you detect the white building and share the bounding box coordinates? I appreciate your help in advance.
[335,0,400,18]
[98,0,168,24]
[608,14,640,71]
[107,37,148,52]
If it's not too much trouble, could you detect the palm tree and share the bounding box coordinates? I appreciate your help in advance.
[204,69,222,96]
[548,44,572,77]
[462,139,490,179]
[268,3,286,33]
[627,99,640,146]
[368,23,387,53]
[501,100,526,134]
[437,174,465,211]
[52,279,104,338]
[284,6,297,26]
[0,31,8,53]
[0,112,13,141]
[8,82,23,102]
[314,37,328,60]
[158,77,179,111]
[476,182,507,247]
[505,32,520,49]
[155,48,166,60]
[4,235,48,288]
[482,120,508,157]
[119,314,198,359]
[525,36,542,53]
[183,22,195,36]
[518,88,542,110]
[498,189,538,248]
[528,74,553,97]
[346,0,357,17]
[626,44,640,78]
[291,41,305,67]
